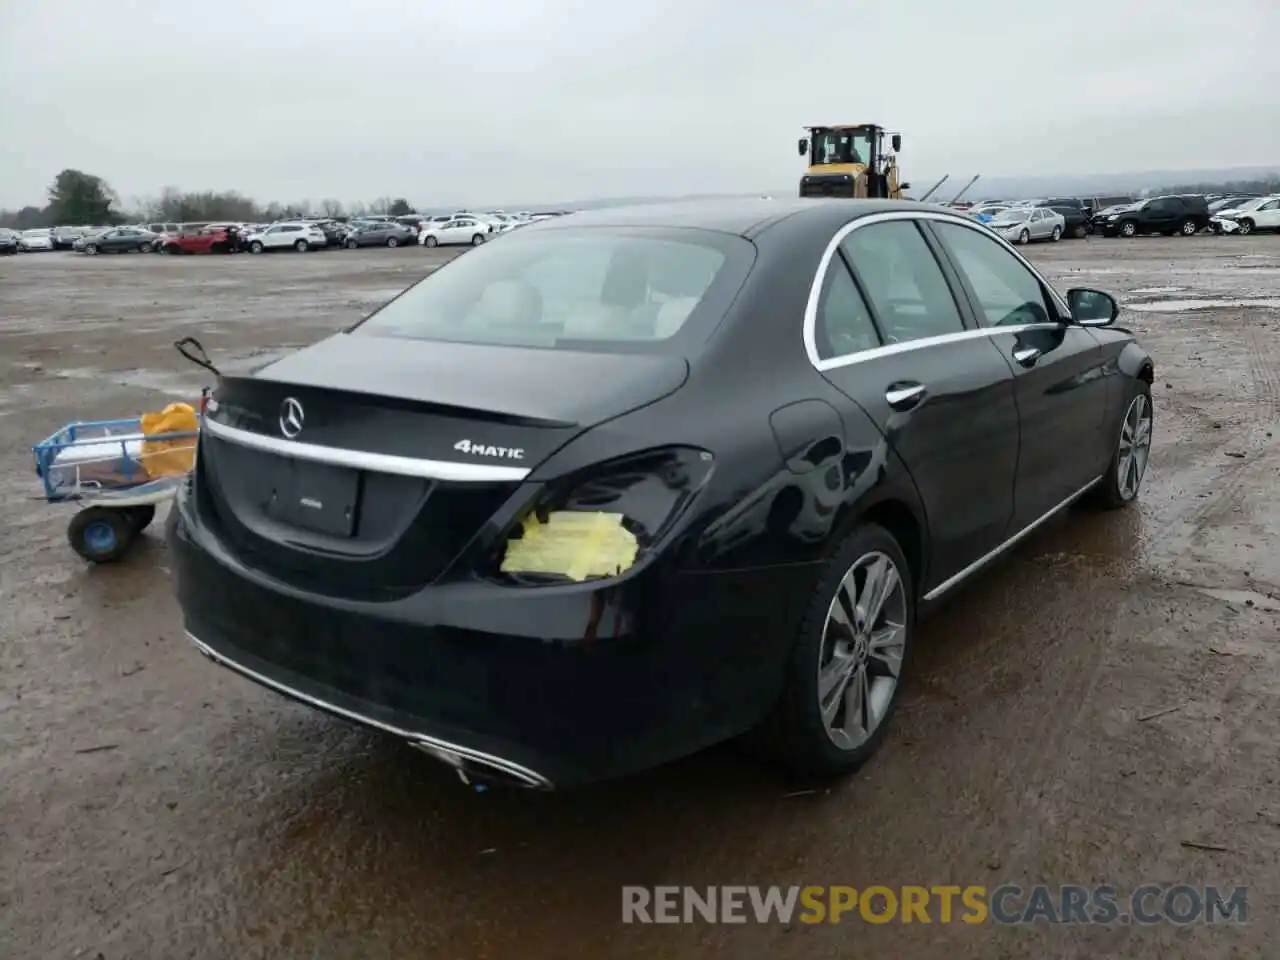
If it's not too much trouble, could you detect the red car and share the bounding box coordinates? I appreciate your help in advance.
[163,225,238,255]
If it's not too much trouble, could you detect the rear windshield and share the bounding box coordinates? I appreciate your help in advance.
[352,226,753,353]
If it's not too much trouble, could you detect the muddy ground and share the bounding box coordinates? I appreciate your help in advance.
[2,237,1278,959]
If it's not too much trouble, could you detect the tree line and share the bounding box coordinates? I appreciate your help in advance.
[0,169,418,230]
[1155,174,1280,195]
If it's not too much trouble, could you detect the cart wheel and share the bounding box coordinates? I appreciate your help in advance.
[127,504,157,533]
[67,508,135,564]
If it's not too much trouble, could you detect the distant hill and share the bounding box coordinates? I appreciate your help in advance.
[461,166,1280,211]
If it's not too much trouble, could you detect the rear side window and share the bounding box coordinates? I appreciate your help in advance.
[353,228,751,353]
[932,221,1053,327]
[815,259,881,361]
[840,221,964,344]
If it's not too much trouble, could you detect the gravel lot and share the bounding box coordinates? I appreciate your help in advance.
[2,236,1279,959]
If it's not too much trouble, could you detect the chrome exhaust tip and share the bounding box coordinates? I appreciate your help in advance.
[409,741,551,790]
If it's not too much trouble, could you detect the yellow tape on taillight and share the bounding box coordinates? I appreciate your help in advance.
[500,511,639,582]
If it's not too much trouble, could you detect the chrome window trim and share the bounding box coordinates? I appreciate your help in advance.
[202,416,531,482]
[803,209,1073,371]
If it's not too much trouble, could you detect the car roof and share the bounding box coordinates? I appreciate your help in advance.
[529,198,951,239]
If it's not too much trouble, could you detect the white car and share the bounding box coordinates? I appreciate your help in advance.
[1211,196,1280,236]
[19,228,55,252]
[417,216,493,247]
[244,221,328,253]
[985,206,1066,245]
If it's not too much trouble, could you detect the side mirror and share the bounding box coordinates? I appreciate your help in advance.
[891,133,902,152]
[798,138,809,157]
[1067,288,1119,326]
[899,182,912,191]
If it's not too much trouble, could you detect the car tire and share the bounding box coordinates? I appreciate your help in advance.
[387,237,399,248]
[1120,221,1137,238]
[1017,229,1030,245]
[1088,379,1153,510]
[1179,219,1198,236]
[249,241,264,254]
[756,522,914,779]
[294,239,309,252]
[1074,224,1087,238]
[165,244,180,255]
[346,239,358,249]
[67,507,135,564]
[138,241,152,253]
[1238,219,1254,236]
[84,244,98,256]
[1050,226,1062,242]
[472,233,486,245]
[423,235,438,247]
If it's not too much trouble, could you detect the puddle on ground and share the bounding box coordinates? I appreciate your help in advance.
[1127,299,1280,313]
[54,367,201,397]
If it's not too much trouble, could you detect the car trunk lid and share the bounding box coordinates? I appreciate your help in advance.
[195,334,688,598]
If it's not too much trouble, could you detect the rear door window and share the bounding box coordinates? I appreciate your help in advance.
[840,220,966,344]
[814,258,882,361]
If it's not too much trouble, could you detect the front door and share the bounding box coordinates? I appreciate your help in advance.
[1252,198,1280,230]
[927,218,1110,528]
[816,217,1019,589]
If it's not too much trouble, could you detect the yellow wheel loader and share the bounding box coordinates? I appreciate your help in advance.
[798,124,910,200]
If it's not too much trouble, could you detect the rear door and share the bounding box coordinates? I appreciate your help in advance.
[1144,198,1179,232]
[814,216,1019,589]
[927,218,1110,527]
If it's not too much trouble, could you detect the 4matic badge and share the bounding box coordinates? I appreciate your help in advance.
[453,439,525,460]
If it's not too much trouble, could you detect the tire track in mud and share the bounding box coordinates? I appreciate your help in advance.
[1144,309,1279,550]
[1243,316,1280,422]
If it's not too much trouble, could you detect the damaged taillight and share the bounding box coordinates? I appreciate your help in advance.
[496,446,714,585]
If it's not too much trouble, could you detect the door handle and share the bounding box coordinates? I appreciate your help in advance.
[885,383,927,411]
[1012,346,1041,367]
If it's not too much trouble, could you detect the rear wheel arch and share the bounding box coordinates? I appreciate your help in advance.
[857,500,924,600]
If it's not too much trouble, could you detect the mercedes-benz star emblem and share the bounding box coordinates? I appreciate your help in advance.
[279,397,305,439]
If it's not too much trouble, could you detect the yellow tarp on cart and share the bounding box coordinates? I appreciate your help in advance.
[140,402,199,479]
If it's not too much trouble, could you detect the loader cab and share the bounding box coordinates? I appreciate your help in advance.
[798,124,905,200]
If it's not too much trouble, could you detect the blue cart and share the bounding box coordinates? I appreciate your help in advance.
[33,418,199,563]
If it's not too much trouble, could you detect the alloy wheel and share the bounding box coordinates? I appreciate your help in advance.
[1117,394,1153,500]
[818,551,907,750]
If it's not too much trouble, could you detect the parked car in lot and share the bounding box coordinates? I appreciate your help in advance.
[986,206,1065,244]
[78,226,161,255]
[170,199,1153,789]
[51,225,92,250]
[418,216,493,247]
[1096,195,1209,237]
[312,220,349,247]
[244,222,328,253]
[19,228,56,252]
[0,228,19,254]
[1211,196,1280,235]
[1207,195,1258,215]
[343,220,416,248]
[1042,203,1091,238]
[163,225,238,254]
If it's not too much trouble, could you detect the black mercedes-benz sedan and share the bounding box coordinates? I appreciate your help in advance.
[170,199,1154,789]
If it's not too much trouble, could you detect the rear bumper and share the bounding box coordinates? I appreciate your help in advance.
[169,505,816,788]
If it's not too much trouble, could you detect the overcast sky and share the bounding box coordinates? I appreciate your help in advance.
[1,0,1276,209]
